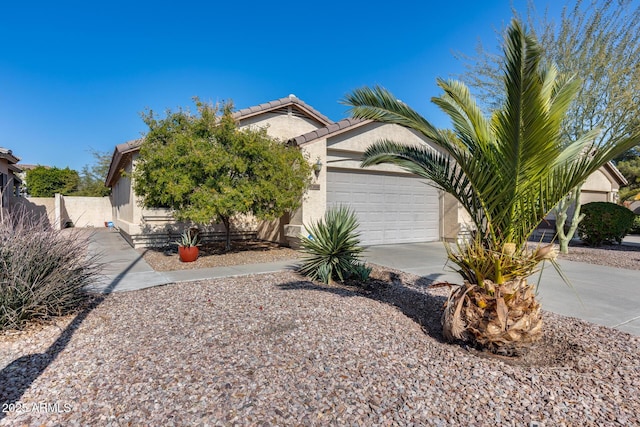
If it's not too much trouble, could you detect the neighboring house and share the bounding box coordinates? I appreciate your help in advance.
[105,95,626,248]
[580,162,626,204]
[542,161,628,228]
[0,147,22,209]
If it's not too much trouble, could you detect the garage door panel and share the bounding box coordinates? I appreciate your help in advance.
[327,170,439,245]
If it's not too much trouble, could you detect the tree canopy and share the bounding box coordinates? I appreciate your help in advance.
[26,166,79,197]
[73,149,112,197]
[458,0,640,152]
[617,157,640,200]
[133,99,312,249]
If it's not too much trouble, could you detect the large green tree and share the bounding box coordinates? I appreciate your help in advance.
[344,20,640,354]
[133,99,312,250]
[26,166,79,197]
[617,157,640,201]
[458,0,640,251]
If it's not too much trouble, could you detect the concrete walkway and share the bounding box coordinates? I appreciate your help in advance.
[88,229,640,336]
[87,229,296,294]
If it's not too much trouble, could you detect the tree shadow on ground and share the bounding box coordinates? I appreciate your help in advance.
[277,269,451,343]
[0,251,147,421]
[278,268,594,369]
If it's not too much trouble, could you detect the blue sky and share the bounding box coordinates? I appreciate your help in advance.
[1,0,563,171]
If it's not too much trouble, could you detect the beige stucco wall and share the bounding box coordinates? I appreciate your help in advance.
[299,140,327,228]
[582,169,618,202]
[9,196,56,226]
[63,196,112,228]
[110,153,135,233]
[239,111,325,141]
[296,122,457,242]
[8,195,110,229]
[0,158,8,213]
[544,167,620,224]
[327,122,441,174]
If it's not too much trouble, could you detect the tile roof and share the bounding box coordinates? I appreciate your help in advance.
[106,96,333,187]
[115,138,143,154]
[15,164,42,170]
[233,94,333,126]
[288,118,372,146]
[0,147,20,164]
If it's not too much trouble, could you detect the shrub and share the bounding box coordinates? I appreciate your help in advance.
[631,215,640,234]
[298,206,367,284]
[0,208,101,331]
[577,202,635,246]
[350,262,372,282]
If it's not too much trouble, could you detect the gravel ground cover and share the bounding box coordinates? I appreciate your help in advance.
[140,240,300,271]
[141,238,640,273]
[556,242,640,270]
[1,266,638,426]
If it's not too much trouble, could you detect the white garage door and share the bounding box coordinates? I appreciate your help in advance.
[327,169,439,246]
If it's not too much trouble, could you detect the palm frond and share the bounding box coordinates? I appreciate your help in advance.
[346,18,640,259]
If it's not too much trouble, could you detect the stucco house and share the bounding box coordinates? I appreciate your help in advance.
[579,162,626,204]
[542,161,627,229]
[105,95,627,248]
[0,147,22,209]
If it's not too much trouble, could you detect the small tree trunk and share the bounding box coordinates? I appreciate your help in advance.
[555,184,585,254]
[221,216,232,251]
[556,197,569,254]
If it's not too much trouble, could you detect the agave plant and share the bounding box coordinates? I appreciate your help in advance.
[343,20,640,354]
[298,206,367,284]
[175,229,199,247]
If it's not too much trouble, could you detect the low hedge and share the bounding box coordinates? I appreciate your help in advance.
[577,202,635,246]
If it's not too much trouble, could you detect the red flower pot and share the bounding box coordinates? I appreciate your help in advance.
[178,246,199,262]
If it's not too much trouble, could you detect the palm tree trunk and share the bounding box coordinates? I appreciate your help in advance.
[442,278,543,355]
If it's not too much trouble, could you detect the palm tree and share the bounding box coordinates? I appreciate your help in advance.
[343,20,640,355]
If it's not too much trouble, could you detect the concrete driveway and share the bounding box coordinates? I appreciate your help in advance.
[363,242,640,336]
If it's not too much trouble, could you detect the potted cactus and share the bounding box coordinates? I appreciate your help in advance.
[176,229,200,262]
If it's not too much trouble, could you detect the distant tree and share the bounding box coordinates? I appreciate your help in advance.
[457,0,640,252]
[133,99,313,250]
[73,149,112,197]
[459,0,640,147]
[26,166,79,197]
[617,156,640,201]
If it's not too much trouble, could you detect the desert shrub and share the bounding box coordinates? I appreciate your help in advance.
[577,202,635,246]
[298,206,367,284]
[0,208,101,331]
[350,262,372,282]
